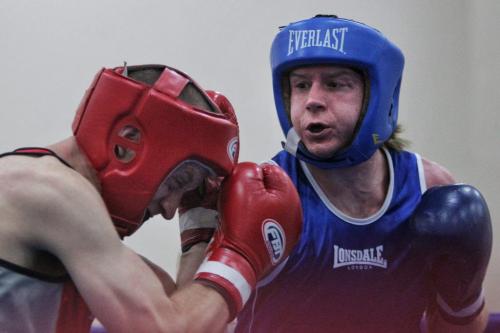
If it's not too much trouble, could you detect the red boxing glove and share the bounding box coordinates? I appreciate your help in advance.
[206,90,238,128]
[194,162,302,320]
[178,90,239,253]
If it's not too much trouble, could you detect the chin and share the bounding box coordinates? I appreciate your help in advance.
[306,144,339,159]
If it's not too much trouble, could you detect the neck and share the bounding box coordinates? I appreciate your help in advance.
[47,137,101,192]
[307,149,389,218]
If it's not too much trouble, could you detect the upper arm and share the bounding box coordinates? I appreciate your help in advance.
[11,162,180,332]
[422,158,456,189]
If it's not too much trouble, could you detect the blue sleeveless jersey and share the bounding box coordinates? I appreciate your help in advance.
[236,148,431,333]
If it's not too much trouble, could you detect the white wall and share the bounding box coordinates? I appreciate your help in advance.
[1,0,498,310]
[469,0,500,313]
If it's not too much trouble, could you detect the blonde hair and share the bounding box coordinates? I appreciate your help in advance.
[384,124,410,151]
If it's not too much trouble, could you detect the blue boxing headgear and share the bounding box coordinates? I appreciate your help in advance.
[271,15,404,168]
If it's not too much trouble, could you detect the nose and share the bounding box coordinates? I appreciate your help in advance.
[160,191,184,220]
[305,82,326,113]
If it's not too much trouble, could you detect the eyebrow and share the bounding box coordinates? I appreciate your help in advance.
[289,72,309,79]
[290,69,360,80]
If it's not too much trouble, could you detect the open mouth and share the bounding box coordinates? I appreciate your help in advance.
[307,123,327,133]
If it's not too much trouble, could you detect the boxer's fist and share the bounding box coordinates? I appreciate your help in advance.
[195,162,302,319]
[410,184,492,324]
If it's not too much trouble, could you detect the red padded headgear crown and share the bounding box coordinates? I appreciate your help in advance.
[72,64,239,236]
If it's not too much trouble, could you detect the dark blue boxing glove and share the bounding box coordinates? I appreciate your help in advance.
[410,184,492,324]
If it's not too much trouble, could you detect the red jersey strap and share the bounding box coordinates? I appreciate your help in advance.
[14,147,55,154]
[1,147,87,330]
[55,281,94,333]
[0,147,73,169]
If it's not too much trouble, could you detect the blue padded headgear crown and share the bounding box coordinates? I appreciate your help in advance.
[271,15,404,168]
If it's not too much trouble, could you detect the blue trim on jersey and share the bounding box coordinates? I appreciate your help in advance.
[236,149,431,333]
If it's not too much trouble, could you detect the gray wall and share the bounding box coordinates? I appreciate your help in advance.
[1,0,499,310]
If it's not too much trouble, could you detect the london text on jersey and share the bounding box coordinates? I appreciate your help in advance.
[333,245,388,269]
[287,28,348,56]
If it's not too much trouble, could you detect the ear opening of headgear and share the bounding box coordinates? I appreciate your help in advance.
[271,15,404,169]
[73,64,239,237]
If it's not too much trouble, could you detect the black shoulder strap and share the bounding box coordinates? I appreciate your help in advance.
[0,147,74,169]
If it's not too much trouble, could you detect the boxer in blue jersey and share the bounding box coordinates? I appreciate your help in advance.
[178,15,492,333]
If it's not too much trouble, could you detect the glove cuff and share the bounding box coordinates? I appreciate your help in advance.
[194,249,256,321]
[436,289,485,325]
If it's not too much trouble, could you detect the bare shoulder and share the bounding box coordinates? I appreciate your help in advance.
[0,154,112,252]
[421,157,456,189]
[0,154,96,214]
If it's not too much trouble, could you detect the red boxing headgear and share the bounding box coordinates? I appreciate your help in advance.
[72,64,239,237]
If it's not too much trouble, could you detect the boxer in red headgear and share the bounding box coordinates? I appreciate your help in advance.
[72,64,239,237]
[0,64,302,332]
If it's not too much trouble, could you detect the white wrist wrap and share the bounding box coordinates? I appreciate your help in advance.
[196,260,252,306]
[179,207,218,232]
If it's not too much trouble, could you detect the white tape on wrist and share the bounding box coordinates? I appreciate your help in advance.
[179,207,218,233]
[196,260,253,305]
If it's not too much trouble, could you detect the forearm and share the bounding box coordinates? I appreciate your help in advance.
[75,249,227,333]
[98,283,229,333]
[177,242,209,287]
[426,305,489,333]
[171,282,230,333]
[140,255,177,295]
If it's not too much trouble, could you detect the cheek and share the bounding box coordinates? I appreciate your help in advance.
[290,110,299,128]
[342,94,364,126]
[339,110,361,135]
[347,106,362,125]
[289,97,303,128]
[353,90,365,118]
